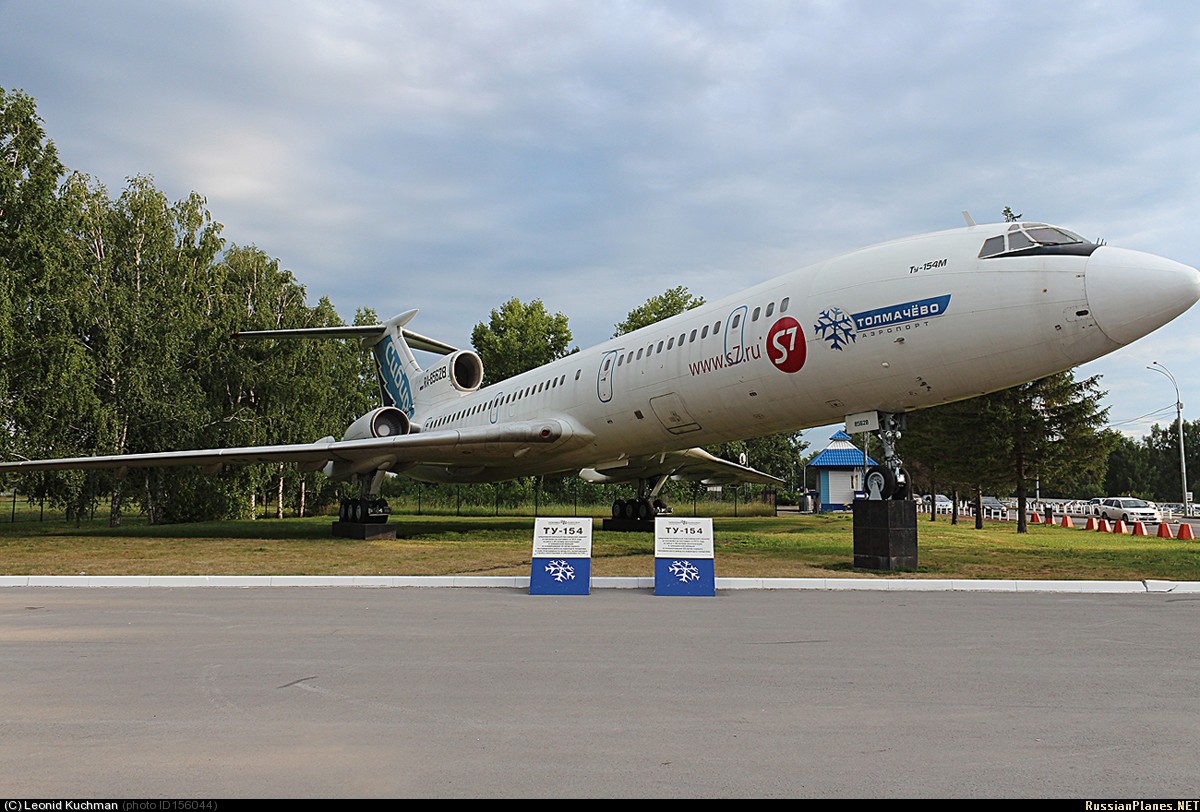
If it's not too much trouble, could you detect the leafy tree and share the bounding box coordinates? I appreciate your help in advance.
[470,298,573,385]
[906,372,1112,531]
[612,286,705,337]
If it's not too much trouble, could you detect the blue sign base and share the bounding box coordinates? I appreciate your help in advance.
[529,557,591,595]
[653,558,715,596]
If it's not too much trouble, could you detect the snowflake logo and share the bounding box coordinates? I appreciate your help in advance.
[668,560,700,583]
[544,560,576,582]
[814,307,856,351]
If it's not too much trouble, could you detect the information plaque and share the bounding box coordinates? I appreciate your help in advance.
[529,517,593,595]
[653,516,715,596]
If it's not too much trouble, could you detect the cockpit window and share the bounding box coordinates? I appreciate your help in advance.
[1008,230,1034,250]
[978,222,1093,259]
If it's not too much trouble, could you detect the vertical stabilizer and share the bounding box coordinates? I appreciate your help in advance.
[369,310,423,418]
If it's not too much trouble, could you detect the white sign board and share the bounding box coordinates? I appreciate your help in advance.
[654,517,714,558]
[532,517,593,558]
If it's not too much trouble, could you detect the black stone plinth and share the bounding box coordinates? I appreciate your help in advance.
[853,499,918,570]
[332,521,397,540]
[601,518,656,533]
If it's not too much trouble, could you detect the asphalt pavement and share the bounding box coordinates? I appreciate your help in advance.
[2,586,1198,797]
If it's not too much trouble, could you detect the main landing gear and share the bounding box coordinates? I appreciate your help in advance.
[333,470,395,539]
[864,412,911,501]
[606,476,672,530]
[337,496,391,524]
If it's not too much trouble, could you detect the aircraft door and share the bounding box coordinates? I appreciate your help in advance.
[489,392,503,424]
[597,349,619,403]
[725,305,748,365]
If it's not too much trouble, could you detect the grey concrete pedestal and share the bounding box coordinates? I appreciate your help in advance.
[853,499,917,570]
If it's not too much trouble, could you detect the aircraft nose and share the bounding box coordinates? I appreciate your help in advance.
[1085,246,1200,346]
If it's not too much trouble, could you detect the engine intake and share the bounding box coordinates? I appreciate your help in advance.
[451,350,484,392]
[342,407,412,441]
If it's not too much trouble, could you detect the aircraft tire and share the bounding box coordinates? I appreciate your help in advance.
[623,500,639,520]
[636,499,653,521]
[893,468,912,501]
[865,465,896,500]
[612,500,625,519]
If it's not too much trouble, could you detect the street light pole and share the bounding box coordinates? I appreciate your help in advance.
[1148,361,1189,517]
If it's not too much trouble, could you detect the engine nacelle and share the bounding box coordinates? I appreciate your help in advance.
[341,406,411,441]
[417,350,485,397]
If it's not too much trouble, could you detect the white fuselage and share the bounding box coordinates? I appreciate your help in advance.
[405,222,1199,483]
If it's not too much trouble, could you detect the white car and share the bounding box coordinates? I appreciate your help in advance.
[1096,497,1161,524]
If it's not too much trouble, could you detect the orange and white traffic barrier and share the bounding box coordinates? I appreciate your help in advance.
[1097,518,1111,532]
[1030,512,1042,524]
[1179,523,1196,541]
[1060,515,1074,528]
[1112,519,1128,534]
[1085,517,1098,531]
[1131,521,1148,536]
[1157,522,1174,539]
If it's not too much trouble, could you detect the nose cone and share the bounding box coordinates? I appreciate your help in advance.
[1086,246,1200,345]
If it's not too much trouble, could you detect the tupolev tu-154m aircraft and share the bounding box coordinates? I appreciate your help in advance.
[3,218,1198,524]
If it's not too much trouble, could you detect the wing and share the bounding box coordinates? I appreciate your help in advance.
[0,420,567,476]
[580,447,783,486]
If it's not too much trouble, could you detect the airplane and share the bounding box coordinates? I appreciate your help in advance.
[2,217,1198,525]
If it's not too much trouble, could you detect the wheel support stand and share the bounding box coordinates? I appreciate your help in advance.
[851,412,918,571]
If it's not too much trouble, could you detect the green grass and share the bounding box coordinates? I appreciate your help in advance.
[1,510,1198,580]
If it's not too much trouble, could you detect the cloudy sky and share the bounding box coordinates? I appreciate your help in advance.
[3,0,1198,444]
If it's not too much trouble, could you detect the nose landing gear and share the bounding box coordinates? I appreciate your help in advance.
[865,413,911,501]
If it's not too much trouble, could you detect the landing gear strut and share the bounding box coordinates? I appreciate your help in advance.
[865,412,911,501]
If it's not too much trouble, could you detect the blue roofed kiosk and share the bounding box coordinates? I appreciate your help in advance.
[807,430,875,512]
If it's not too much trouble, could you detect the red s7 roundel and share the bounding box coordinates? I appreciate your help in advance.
[767,317,806,373]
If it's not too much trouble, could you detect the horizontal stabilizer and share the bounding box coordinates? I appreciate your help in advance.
[233,312,458,355]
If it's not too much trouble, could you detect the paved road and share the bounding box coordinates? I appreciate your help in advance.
[2,587,1198,797]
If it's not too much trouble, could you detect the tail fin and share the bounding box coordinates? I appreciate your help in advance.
[370,310,424,418]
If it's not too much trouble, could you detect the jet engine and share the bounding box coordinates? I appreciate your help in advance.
[418,349,485,397]
[342,406,411,441]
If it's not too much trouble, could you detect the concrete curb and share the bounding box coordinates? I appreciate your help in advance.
[0,575,1196,592]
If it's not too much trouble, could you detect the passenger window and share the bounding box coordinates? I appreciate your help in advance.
[617,356,624,366]
[752,306,761,321]
[766,303,774,317]
[701,325,709,339]
[637,348,643,360]
[689,329,697,342]
[780,297,789,313]
[603,359,611,371]
[575,370,581,380]
[656,340,664,353]
[667,337,674,350]
[714,321,721,333]
[732,314,741,328]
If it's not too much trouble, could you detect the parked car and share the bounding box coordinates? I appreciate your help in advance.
[979,496,1008,517]
[1084,497,1104,516]
[1096,497,1161,524]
